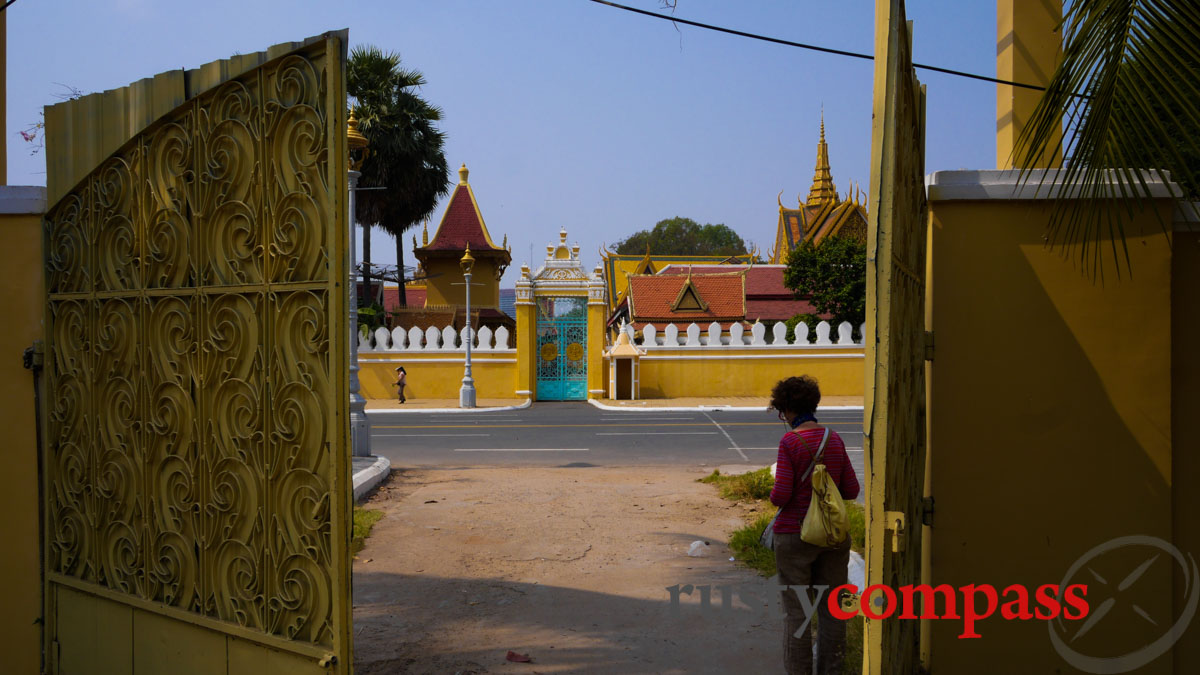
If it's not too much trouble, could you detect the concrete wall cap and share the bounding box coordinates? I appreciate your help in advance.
[926,169,1181,202]
[0,186,48,215]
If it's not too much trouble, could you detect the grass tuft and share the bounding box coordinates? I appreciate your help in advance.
[698,467,775,502]
[728,508,780,576]
[352,507,384,557]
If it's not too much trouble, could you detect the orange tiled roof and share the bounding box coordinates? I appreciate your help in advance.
[627,273,745,322]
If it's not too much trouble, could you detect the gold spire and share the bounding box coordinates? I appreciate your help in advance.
[458,163,470,185]
[805,112,837,208]
[422,218,429,246]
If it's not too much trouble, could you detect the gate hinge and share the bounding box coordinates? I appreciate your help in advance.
[23,339,44,372]
[318,653,338,668]
[884,511,907,553]
[921,496,935,527]
[924,331,934,361]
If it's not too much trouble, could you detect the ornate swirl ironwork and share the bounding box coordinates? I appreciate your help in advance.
[43,39,346,653]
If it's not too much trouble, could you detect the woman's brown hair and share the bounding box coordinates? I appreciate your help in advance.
[769,375,821,416]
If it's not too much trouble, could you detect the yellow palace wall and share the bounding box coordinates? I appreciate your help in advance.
[636,349,864,399]
[0,187,47,675]
[358,353,517,400]
[924,172,1191,672]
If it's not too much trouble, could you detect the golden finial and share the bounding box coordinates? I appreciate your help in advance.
[412,233,418,251]
[777,190,784,209]
[502,234,508,249]
[458,164,470,185]
[347,110,370,171]
[422,218,429,245]
[459,243,475,274]
[805,109,836,208]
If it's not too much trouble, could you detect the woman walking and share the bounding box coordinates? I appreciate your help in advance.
[394,366,407,404]
[769,375,860,675]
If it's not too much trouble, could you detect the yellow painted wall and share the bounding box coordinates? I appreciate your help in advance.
[422,257,502,309]
[637,350,864,399]
[927,197,1176,671]
[515,300,535,398]
[1171,226,1199,674]
[0,204,45,675]
[358,354,517,400]
[587,296,606,399]
[996,0,1062,169]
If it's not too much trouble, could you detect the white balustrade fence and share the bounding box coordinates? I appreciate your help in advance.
[628,321,864,348]
[359,324,512,352]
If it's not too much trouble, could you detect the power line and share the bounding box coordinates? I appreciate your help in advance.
[1,0,20,12]
[588,0,1048,92]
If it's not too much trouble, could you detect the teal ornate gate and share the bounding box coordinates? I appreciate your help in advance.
[536,296,588,400]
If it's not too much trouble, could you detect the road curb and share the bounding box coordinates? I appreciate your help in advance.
[353,455,392,502]
[587,399,864,413]
[366,399,532,415]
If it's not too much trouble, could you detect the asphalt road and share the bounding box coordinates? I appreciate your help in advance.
[367,402,865,480]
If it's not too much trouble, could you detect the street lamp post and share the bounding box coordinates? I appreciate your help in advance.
[459,245,476,408]
[347,112,372,457]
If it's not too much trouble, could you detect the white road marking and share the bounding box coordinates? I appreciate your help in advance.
[595,432,716,436]
[703,411,748,462]
[599,416,695,420]
[453,448,589,452]
[374,433,492,437]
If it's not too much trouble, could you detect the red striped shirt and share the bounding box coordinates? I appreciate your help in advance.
[769,427,859,534]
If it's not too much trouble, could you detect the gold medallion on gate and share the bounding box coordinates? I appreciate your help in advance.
[566,342,584,361]
[541,343,558,361]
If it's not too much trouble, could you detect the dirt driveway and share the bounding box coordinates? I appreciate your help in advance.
[352,465,784,674]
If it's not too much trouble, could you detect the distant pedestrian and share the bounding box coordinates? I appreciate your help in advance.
[395,366,407,403]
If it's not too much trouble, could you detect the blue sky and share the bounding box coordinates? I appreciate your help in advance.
[6,0,998,281]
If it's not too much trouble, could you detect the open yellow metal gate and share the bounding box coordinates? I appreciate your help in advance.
[864,1,928,673]
[40,33,352,674]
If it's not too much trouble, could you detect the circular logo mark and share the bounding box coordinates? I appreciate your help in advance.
[566,342,584,361]
[1050,535,1198,673]
[540,343,558,362]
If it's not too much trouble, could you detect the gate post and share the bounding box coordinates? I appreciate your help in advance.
[586,264,607,399]
[515,264,536,401]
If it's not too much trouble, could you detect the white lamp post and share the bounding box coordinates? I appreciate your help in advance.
[459,244,477,408]
[347,112,372,457]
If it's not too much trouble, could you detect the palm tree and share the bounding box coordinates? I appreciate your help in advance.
[1016,0,1200,276]
[348,46,451,307]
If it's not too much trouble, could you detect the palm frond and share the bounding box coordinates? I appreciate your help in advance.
[348,44,451,236]
[1016,0,1200,277]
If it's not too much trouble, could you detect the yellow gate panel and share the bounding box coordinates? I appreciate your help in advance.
[864,1,928,673]
[42,32,351,673]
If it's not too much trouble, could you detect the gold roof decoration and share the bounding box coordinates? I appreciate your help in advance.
[347,110,369,171]
[606,322,645,358]
[805,112,837,208]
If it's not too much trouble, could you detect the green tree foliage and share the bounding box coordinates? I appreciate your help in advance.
[782,236,866,331]
[614,217,748,256]
[1017,0,1200,274]
[349,46,450,306]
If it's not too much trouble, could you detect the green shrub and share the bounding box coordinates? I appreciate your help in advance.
[728,508,779,576]
[699,467,774,502]
[784,313,819,343]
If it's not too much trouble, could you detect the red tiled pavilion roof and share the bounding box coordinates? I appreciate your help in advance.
[658,264,792,297]
[628,273,745,323]
[420,165,508,256]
